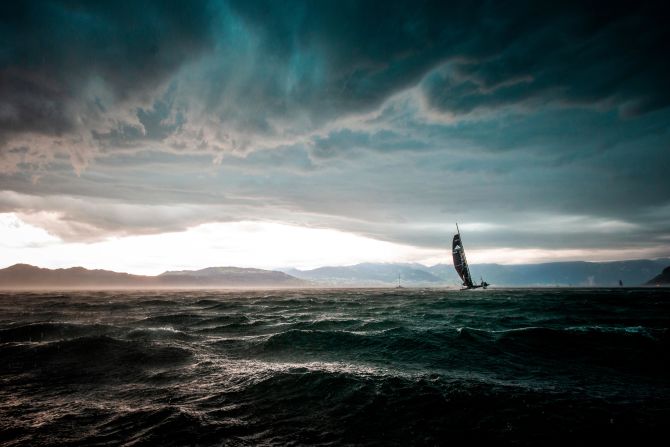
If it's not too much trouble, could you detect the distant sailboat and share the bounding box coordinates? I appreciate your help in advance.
[396,273,404,289]
[452,223,489,290]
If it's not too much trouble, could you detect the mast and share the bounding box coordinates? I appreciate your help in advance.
[458,224,474,286]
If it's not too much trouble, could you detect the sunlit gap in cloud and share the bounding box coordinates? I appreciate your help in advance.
[0,213,445,275]
[2,213,666,274]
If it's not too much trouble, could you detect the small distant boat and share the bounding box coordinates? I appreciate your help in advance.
[452,223,489,290]
[396,273,404,289]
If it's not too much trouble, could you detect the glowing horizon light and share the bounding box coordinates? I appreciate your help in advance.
[0,212,667,275]
[0,213,446,275]
[0,213,60,248]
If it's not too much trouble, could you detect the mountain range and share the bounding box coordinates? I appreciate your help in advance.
[0,258,668,289]
[282,259,670,287]
[0,264,307,289]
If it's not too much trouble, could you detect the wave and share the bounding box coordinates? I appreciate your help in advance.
[193,298,227,307]
[456,325,669,374]
[65,301,133,311]
[247,327,457,365]
[0,322,116,343]
[210,323,670,374]
[289,318,364,331]
[510,325,666,344]
[0,336,192,380]
[260,329,376,356]
[138,299,183,306]
[142,314,206,326]
[196,320,268,335]
[456,325,668,341]
[192,314,251,327]
[125,327,193,341]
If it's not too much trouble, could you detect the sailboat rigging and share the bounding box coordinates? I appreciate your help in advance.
[452,223,489,290]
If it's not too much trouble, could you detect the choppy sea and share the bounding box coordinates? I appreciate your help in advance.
[1,288,669,446]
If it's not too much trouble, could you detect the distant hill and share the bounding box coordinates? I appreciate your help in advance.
[646,266,670,286]
[0,264,153,289]
[0,264,308,289]
[429,259,670,287]
[282,263,443,286]
[159,267,306,287]
[284,259,670,287]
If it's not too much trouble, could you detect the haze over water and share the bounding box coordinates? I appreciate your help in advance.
[1,288,668,446]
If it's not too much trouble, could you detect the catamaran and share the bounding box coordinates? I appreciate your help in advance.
[452,223,489,290]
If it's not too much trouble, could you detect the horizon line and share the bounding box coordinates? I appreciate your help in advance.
[3,256,669,277]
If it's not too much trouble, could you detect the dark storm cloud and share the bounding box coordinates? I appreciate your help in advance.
[0,0,214,143]
[422,1,670,117]
[2,0,669,153]
[224,0,670,121]
[222,0,469,116]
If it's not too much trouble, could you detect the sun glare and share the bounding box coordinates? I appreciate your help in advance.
[0,213,445,274]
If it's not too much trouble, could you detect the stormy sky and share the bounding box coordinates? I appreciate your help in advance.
[1,0,669,273]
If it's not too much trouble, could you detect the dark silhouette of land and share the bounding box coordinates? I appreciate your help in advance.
[0,264,308,289]
[283,259,670,287]
[647,266,670,286]
[2,259,669,289]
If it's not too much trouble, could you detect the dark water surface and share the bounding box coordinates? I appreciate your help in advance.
[1,288,669,446]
